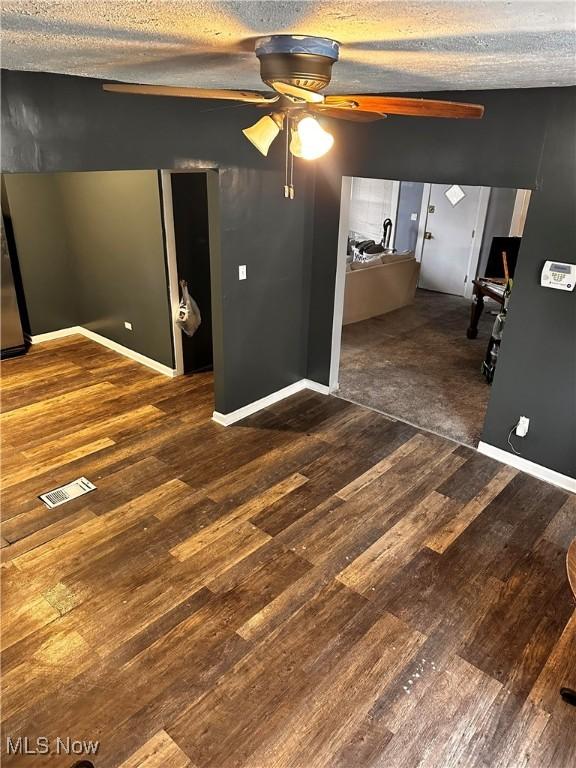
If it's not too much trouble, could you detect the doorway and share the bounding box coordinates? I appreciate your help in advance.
[330,175,531,447]
[161,170,217,376]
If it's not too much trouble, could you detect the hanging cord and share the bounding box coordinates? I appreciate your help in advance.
[507,423,522,455]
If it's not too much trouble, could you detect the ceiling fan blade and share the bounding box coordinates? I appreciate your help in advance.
[324,95,484,119]
[102,83,278,104]
[270,81,325,103]
[312,106,386,122]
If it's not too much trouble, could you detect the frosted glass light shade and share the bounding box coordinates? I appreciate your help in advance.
[290,116,334,160]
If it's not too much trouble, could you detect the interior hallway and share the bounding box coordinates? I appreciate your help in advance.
[1,337,575,768]
[338,289,496,446]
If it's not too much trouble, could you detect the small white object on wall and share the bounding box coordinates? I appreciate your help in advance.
[540,260,575,291]
[239,265,247,280]
[515,416,530,437]
[445,184,466,207]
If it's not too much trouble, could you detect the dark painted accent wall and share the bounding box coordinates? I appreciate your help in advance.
[3,173,79,333]
[59,170,174,367]
[4,170,174,367]
[308,86,575,478]
[1,69,313,413]
[216,165,312,412]
[481,89,576,478]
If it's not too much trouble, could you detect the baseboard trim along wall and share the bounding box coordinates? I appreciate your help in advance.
[28,326,176,377]
[26,327,80,344]
[478,441,576,494]
[212,378,330,427]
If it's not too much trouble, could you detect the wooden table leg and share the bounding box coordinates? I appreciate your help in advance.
[467,289,484,339]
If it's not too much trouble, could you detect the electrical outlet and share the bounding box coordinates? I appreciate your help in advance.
[124,321,133,331]
[515,416,530,437]
[238,265,247,281]
[411,213,418,221]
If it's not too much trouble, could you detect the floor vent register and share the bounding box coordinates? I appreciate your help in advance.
[39,477,96,508]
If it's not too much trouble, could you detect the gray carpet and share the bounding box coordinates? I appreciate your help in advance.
[337,289,497,447]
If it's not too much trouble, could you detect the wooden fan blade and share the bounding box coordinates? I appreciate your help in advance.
[270,81,325,103]
[312,106,386,122]
[102,83,278,104]
[324,95,484,119]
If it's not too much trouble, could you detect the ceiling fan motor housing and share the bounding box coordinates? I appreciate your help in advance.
[255,35,339,92]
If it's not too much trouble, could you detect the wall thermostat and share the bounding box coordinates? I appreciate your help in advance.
[541,261,575,291]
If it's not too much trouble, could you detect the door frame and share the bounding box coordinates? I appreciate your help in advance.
[389,179,401,248]
[160,169,220,378]
[328,176,353,392]
[414,183,432,262]
[509,188,532,236]
[415,184,491,299]
[160,170,184,375]
[464,187,491,298]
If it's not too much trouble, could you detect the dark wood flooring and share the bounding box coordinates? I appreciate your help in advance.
[1,336,575,768]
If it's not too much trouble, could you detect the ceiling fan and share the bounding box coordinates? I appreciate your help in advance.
[103,35,484,198]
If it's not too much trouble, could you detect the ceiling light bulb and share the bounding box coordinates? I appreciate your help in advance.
[290,116,334,160]
[242,113,284,156]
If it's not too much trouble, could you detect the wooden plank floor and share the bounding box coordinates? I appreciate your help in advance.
[1,336,575,768]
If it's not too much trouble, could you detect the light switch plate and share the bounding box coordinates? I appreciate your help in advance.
[239,265,247,281]
[411,213,418,221]
[124,321,133,331]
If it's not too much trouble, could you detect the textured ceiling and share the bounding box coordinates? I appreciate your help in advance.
[1,1,575,93]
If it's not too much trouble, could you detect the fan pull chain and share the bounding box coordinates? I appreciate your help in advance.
[284,117,290,199]
[282,116,295,200]
[289,125,295,199]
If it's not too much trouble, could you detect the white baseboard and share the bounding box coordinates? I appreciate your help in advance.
[213,378,329,426]
[301,378,330,395]
[478,441,576,494]
[29,326,176,378]
[27,327,81,344]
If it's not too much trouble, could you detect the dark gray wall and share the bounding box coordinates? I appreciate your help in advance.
[215,166,313,412]
[61,171,174,367]
[307,86,575,478]
[3,173,79,333]
[477,187,517,277]
[396,181,424,252]
[1,69,313,413]
[4,170,174,367]
[481,88,576,478]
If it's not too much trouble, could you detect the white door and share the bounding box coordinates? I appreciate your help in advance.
[418,184,482,296]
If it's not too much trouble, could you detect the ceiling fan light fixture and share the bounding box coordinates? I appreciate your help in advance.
[242,112,284,156]
[290,116,334,160]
